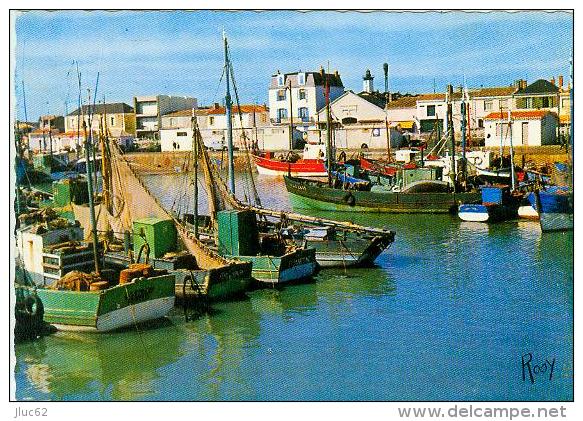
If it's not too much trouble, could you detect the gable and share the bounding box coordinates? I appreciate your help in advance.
[318,91,385,122]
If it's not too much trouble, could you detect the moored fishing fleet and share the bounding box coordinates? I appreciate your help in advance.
[13,34,572,343]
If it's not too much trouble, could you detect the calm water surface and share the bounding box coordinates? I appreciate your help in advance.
[14,173,573,401]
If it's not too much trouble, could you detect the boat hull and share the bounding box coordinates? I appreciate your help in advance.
[528,189,573,232]
[517,205,539,219]
[32,274,176,332]
[285,176,480,214]
[254,155,327,177]
[458,203,517,223]
[233,248,318,284]
[303,235,393,268]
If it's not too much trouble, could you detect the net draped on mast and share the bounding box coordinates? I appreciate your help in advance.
[105,140,232,269]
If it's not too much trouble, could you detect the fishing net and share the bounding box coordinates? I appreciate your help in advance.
[103,140,231,270]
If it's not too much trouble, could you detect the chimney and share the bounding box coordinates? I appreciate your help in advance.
[559,75,564,88]
[320,66,325,77]
[334,70,339,77]
[213,103,220,110]
[551,76,556,86]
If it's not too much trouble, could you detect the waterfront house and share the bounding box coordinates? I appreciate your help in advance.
[160,104,301,151]
[483,110,558,147]
[268,67,344,130]
[311,89,403,149]
[385,96,419,135]
[66,102,136,138]
[134,95,197,140]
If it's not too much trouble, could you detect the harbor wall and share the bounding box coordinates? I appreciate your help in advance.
[123,145,569,174]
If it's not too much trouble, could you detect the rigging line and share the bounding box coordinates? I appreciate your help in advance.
[226,51,262,207]
[211,65,227,106]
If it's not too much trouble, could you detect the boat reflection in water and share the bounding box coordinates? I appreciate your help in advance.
[14,319,184,401]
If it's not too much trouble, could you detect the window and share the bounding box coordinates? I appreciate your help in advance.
[478,119,484,128]
[495,123,510,137]
[209,116,215,125]
[110,116,115,126]
[277,108,288,122]
[542,97,550,108]
[561,98,570,108]
[484,101,493,111]
[277,89,286,101]
[169,118,174,127]
[277,75,285,86]
[298,89,306,100]
[427,105,436,117]
[176,131,187,137]
[298,73,305,85]
[298,107,309,122]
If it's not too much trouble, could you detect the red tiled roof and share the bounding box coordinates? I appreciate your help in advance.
[386,96,419,109]
[207,105,269,115]
[470,86,517,98]
[484,110,556,120]
[165,105,268,117]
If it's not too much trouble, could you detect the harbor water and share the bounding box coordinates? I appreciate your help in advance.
[14,173,573,401]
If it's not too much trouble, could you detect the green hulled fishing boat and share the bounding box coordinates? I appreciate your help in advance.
[284,175,480,213]
[22,271,175,332]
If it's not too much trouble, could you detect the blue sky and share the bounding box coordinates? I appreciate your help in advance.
[13,10,573,121]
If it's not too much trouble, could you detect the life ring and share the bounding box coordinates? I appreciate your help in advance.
[24,294,43,318]
[473,157,483,167]
[343,192,356,207]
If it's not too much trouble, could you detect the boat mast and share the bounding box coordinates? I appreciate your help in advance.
[508,109,516,191]
[224,32,235,194]
[48,117,53,171]
[191,108,199,238]
[288,77,294,151]
[325,71,332,187]
[446,84,456,192]
[460,83,467,187]
[76,62,82,159]
[82,119,100,275]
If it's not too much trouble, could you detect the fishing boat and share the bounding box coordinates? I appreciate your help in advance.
[15,121,176,332]
[198,34,319,285]
[526,60,574,233]
[88,124,254,303]
[285,174,479,213]
[458,185,521,222]
[529,185,573,232]
[285,83,480,213]
[252,143,328,177]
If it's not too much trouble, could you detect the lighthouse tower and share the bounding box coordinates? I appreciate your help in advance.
[363,69,374,93]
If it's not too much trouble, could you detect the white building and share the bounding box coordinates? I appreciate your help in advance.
[268,68,344,129]
[134,95,197,140]
[484,110,558,147]
[159,104,302,151]
[385,96,419,134]
[310,90,403,149]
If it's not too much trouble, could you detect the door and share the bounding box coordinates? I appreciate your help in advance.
[521,122,529,146]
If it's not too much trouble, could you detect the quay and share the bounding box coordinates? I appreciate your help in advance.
[123,145,569,175]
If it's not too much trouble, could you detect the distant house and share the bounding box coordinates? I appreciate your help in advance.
[66,102,136,138]
[514,79,560,110]
[310,90,403,149]
[159,104,275,152]
[134,95,197,140]
[484,110,558,147]
[385,96,419,134]
[268,68,344,128]
[467,86,518,141]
